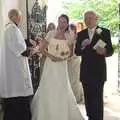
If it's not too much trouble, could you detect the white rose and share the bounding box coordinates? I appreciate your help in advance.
[96,28,102,35]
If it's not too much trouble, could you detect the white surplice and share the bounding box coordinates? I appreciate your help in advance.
[0,22,33,98]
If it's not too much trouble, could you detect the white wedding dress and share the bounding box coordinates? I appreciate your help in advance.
[31,38,84,120]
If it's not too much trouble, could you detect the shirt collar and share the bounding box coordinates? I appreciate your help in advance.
[88,26,97,32]
[5,21,18,27]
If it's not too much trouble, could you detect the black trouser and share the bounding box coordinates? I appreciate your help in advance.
[3,96,32,120]
[82,82,104,120]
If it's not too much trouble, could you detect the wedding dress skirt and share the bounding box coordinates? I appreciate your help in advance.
[31,58,84,120]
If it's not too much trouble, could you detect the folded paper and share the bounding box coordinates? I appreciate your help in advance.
[93,39,106,49]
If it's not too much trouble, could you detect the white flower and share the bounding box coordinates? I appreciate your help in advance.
[96,28,102,35]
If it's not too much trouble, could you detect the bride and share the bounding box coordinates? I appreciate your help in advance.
[31,14,84,120]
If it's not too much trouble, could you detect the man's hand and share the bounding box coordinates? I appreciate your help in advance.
[96,46,106,55]
[81,39,91,50]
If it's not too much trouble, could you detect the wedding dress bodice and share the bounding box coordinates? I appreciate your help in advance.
[47,38,70,59]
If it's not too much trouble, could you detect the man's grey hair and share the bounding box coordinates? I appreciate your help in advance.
[83,10,98,19]
[8,9,21,21]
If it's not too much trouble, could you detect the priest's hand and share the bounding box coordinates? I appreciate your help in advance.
[29,46,40,56]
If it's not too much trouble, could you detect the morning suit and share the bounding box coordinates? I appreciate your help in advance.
[75,26,114,120]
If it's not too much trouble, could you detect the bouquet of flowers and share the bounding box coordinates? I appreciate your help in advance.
[47,38,70,59]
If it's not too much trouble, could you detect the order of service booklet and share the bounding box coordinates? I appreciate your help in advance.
[93,39,106,49]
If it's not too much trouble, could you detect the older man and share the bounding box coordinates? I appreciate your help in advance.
[0,9,33,120]
[75,11,114,120]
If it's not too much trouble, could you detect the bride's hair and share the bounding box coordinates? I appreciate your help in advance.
[58,14,69,32]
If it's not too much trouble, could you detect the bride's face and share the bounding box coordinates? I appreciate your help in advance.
[58,17,68,30]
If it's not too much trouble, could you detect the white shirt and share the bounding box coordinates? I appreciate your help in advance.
[88,27,96,41]
[0,22,33,98]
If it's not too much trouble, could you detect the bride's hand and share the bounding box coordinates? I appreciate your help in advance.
[51,57,63,62]
[43,50,63,62]
[48,54,63,62]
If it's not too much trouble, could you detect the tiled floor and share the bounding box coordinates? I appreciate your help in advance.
[79,94,120,120]
[0,94,119,120]
[104,94,120,120]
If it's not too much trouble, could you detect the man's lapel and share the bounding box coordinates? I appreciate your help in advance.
[90,26,101,47]
[85,28,89,39]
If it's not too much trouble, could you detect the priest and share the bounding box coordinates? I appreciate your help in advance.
[0,9,34,120]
